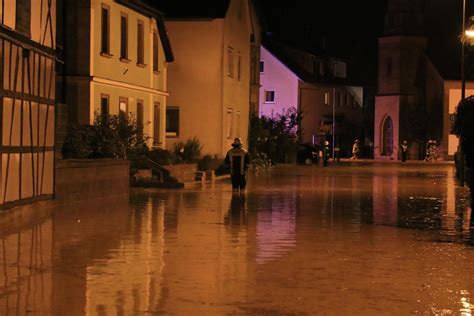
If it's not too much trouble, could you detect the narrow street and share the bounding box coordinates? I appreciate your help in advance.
[1,162,473,315]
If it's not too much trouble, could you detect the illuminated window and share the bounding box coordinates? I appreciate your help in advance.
[227,109,233,138]
[260,60,265,73]
[119,97,128,121]
[101,5,110,54]
[120,14,128,59]
[265,90,275,103]
[166,107,179,137]
[324,91,329,105]
[137,20,144,65]
[227,48,234,77]
[153,32,159,72]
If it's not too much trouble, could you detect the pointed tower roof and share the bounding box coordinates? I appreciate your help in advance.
[384,0,424,36]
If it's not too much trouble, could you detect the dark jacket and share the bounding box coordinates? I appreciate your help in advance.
[225,147,250,175]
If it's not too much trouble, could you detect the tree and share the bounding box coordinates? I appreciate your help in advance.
[249,107,302,164]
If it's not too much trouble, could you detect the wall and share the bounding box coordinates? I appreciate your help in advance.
[165,19,224,156]
[259,46,299,118]
[165,164,197,183]
[55,159,130,203]
[444,81,474,157]
[221,0,252,157]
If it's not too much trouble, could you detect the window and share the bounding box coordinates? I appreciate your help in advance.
[101,5,110,54]
[137,20,144,65]
[227,109,233,138]
[15,0,30,36]
[386,57,392,77]
[227,48,234,77]
[236,111,241,137]
[137,100,144,138]
[153,32,159,72]
[153,102,160,144]
[119,97,128,121]
[120,14,128,59]
[260,60,265,73]
[324,91,329,106]
[237,53,242,81]
[166,107,179,137]
[265,90,275,103]
[100,94,109,123]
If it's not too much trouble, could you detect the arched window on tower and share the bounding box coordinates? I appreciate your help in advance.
[381,115,394,156]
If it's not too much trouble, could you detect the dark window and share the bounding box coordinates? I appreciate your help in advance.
[153,32,159,72]
[137,101,144,138]
[137,21,144,64]
[260,60,265,73]
[382,116,394,156]
[166,107,179,136]
[386,57,392,77]
[120,14,128,59]
[100,95,109,123]
[101,6,109,53]
[153,103,160,144]
[265,90,275,102]
[15,0,31,36]
[237,54,241,80]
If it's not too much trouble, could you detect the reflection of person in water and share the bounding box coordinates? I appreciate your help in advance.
[224,194,247,226]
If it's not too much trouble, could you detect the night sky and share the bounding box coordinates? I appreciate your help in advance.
[255,0,469,84]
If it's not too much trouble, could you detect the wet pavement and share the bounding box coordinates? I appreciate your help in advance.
[1,162,473,315]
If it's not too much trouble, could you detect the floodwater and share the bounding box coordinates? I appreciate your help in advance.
[1,163,473,315]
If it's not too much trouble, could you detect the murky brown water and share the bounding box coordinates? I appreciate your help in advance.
[1,163,473,315]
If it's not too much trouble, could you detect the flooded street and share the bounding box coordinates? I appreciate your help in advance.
[1,163,474,315]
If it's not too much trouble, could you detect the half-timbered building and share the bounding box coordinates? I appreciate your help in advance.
[0,0,58,208]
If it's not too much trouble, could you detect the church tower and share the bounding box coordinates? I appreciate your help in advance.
[374,0,427,159]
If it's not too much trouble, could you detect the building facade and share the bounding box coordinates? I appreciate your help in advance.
[61,0,173,149]
[0,0,58,208]
[154,0,260,157]
[374,0,458,160]
[259,41,365,156]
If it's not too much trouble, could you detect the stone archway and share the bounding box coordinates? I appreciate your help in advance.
[381,115,394,156]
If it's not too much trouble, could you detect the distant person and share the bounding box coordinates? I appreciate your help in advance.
[425,140,433,162]
[322,141,330,167]
[350,140,360,160]
[400,140,409,162]
[431,140,438,161]
[224,138,250,192]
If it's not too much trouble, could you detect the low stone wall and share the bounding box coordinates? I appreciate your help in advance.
[165,164,197,183]
[55,159,130,203]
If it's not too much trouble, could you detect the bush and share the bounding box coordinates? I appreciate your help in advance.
[146,148,171,166]
[249,106,302,164]
[171,137,202,163]
[62,113,148,160]
[62,124,95,159]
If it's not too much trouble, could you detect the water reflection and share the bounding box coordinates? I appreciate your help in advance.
[0,164,473,315]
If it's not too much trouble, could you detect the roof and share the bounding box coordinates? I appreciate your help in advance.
[116,0,174,62]
[144,0,231,20]
[262,38,362,86]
